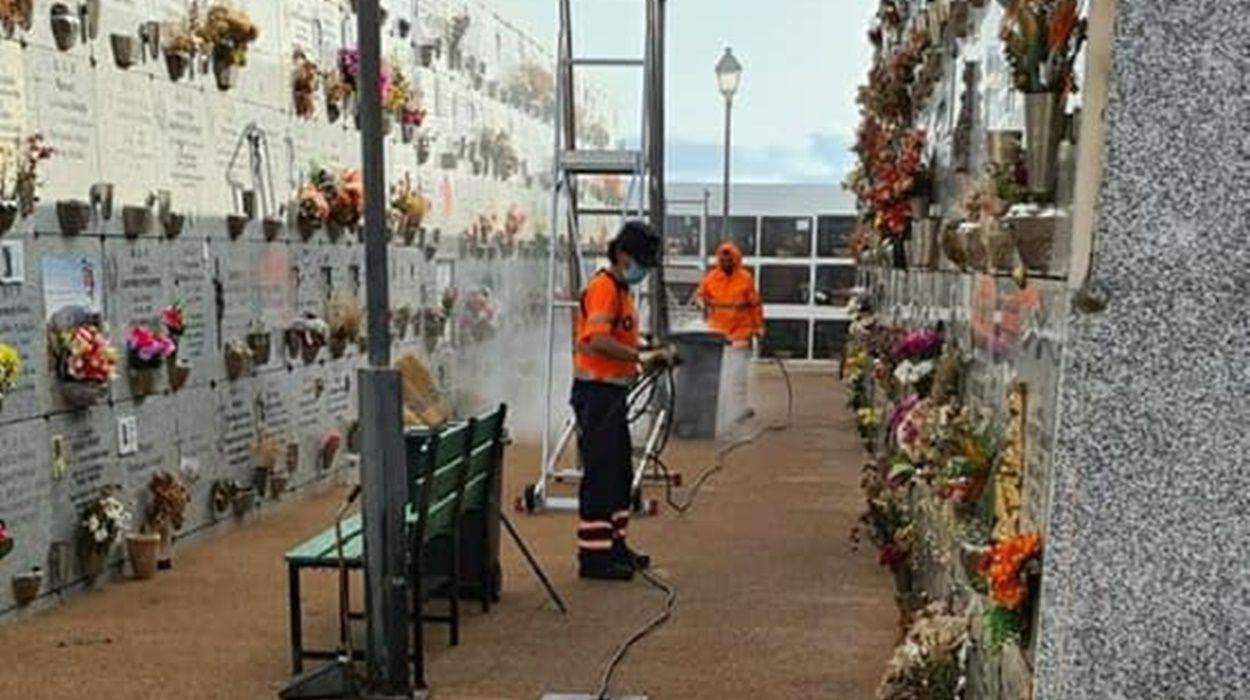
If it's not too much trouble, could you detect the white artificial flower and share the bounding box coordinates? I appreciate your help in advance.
[94,527,109,543]
[86,515,100,532]
[894,359,935,386]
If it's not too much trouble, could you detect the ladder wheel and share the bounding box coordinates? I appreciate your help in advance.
[523,484,539,513]
[671,473,683,487]
[631,488,644,514]
[646,499,659,517]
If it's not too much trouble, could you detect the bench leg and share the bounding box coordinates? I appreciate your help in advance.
[450,530,461,646]
[410,554,427,690]
[289,563,304,675]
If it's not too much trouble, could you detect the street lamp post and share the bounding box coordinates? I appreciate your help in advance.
[715,47,742,239]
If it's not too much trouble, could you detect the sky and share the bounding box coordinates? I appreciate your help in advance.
[502,0,878,184]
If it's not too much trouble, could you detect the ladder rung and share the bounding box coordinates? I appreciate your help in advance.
[560,150,642,175]
[554,299,579,309]
[569,58,645,67]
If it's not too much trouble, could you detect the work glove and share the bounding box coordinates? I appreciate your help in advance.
[638,346,677,369]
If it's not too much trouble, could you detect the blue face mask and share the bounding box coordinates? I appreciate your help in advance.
[623,262,649,286]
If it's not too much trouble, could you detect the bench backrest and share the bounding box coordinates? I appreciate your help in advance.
[462,404,508,514]
[405,422,470,546]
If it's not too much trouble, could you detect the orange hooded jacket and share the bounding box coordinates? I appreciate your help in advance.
[697,242,763,344]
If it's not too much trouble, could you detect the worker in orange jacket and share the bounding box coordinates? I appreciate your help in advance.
[696,241,764,425]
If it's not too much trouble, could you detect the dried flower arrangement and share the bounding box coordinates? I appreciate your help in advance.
[327,291,363,342]
[1000,0,1086,94]
[198,3,259,68]
[875,602,969,700]
[0,0,34,35]
[291,49,321,120]
[848,124,927,240]
[253,434,285,470]
[0,133,53,225]
[0,342,20,401]
[147,471,190,534]
[390,175,429,240]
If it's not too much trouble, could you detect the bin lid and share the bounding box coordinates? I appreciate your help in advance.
[667,330,727,346]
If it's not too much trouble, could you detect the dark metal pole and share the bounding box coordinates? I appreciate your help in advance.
[648,0,668,339]
[356,0,411,697]
[721,96,732,226]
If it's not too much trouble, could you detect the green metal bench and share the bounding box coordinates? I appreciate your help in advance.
[285,421,471,676]
[284,405,509,681]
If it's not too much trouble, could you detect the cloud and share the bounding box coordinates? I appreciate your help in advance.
[665,132,855,184]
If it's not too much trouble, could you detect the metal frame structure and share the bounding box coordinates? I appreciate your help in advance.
[528,0,667,514]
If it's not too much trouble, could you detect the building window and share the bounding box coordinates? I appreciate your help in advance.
[813,264,856,306]
[761,319,810,359]
[664,215,702,257]
[817,215,857,257]
[813,320,851,360]
[759,266,810,304]
[760,216,812,257]
[707,216,758,256]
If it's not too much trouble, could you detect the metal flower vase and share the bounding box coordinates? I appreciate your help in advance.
[1025,91,1065,197]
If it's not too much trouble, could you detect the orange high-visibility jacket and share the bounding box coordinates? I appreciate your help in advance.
[697,242,763,343]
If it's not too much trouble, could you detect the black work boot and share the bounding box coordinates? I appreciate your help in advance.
[579,553,635,581]
[612,540,651,570]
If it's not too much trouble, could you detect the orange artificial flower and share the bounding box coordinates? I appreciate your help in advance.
[980,532,1042,610]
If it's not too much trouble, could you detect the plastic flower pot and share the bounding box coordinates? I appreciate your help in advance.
[226,214,249,239]
[50,4,79,51]
[985,220,1016,271]
[252,466,271,494]
[224,344,252,380]
[166,358,191,391]
[1024,91,1065,197]
[262,216,284,242]
[79,546,107,580]
[164,50,191,82]
[231,489,254,517]
[128,367,160,398]
[1006,210,1060,275]
[157,525,175,570]
[212,50,239,91]
[940,222,967,270]
[987,130,1023,168]
[246,331,272,365]
[950,0,971,38]
[110,33,142,69]
[328,334,349,359]
[269,473,288,500]
[122,205,152,238]
[325,221,346,243]
[12,570,43,607]
[60,382,107,410]
[125,533,160,580]
[56,199,92,236]
[300,339,321,364]
[296,214,322,241]
[960,222,988,271]
[0,199,17,235]
[162,211,186,239]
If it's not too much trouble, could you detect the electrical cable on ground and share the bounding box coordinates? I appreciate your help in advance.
[589,358,795,700]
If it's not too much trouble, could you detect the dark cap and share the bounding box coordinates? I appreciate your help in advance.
[609,220,660,268]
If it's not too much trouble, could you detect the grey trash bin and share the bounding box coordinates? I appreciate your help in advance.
[668,330,727,439]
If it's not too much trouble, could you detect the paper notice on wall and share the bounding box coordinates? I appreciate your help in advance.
[42,253,104,323]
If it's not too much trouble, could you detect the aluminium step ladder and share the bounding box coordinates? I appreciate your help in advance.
[521,0,669,515]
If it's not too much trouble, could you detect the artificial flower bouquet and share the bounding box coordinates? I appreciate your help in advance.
[291,49,321,119]
[999,0,1086,94]
[390,176,430,235]
[0,519,12,561]
[978,531,1043,651]
[52,324,117,385]
[0,132,53,219]
[0,342,21,400]
[127,324,177,371]
[78,490,131,556]
[148,471,191,533]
